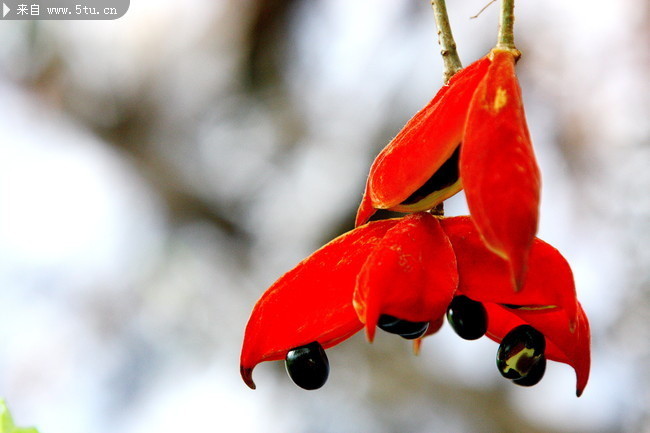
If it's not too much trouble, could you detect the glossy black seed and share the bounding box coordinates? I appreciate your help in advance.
[401,146,461,205]
[512,355,546,387]
[446,295,487,340]
[285,342,329,390]
[496,325,546,380]
[377,315,429,340]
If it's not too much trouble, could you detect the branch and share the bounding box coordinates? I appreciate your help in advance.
[496,0,517,51]
[430,0,463,83]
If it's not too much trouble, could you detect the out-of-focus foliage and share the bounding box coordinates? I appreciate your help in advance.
[0,1,648,433]
[0,401,38,433]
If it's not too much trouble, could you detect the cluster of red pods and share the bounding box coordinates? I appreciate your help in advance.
[240,48,590,397]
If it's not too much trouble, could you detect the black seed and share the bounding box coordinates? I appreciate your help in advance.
[401,145,461,205]
[496,325,546,380]
[285,342,329,390]
[512,355,546,387]
[377,315,429,340]
[446,295,487,340]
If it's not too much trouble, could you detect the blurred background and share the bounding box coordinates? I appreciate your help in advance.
[0,0,648,432]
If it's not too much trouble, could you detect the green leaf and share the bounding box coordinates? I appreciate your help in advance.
[0,400,39,433]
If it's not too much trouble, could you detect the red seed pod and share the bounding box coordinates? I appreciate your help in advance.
[240,219,397,389]
[441,216,590,396]
[355,57,491,226]
[353,213,457,342]
[461,48,541,290]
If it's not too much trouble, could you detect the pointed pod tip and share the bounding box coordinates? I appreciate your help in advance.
[576,387,584,398]
[355,194,377,227]
[240,365,257,390]
[365,324,376,343]
[361,311,379,343]
[507,255,528,293]
[412,339,422,356]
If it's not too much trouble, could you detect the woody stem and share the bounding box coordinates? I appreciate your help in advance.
[430,0,462,83]
[497,0,516,50]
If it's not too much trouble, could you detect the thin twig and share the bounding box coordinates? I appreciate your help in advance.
[496,0,517,51]
[430,0,463,83]
[470,0,496,19]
